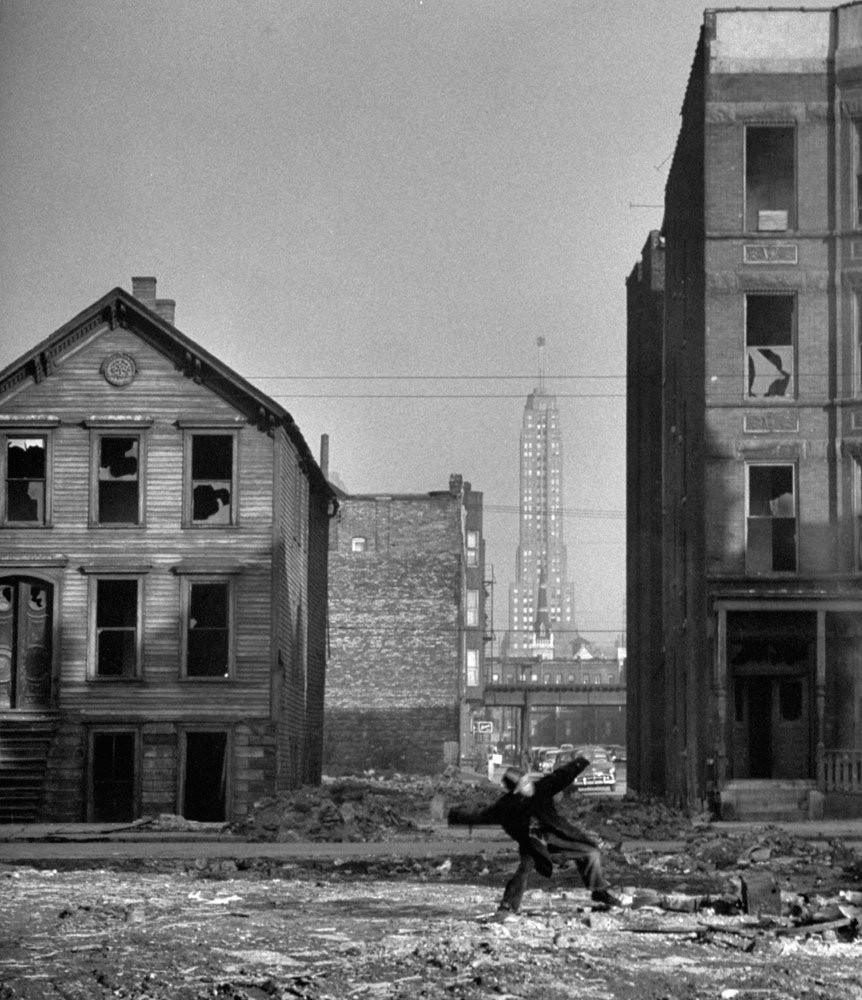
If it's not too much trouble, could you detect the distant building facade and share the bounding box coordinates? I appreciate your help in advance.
[0,278,333,822]
[628,5,862,818]
[506,372,576,659]
[324,475,487,773]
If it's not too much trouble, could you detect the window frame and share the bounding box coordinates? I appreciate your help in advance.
[89,429,146,527]
[86,572,145,681]
[0,425,55,527]
[744,122,797,233]
[466,530,479,567]
[745,462,798,575]
[466,648,479,687]
[466,588,479,627]
[744,292,796,401]
[854,119,862,230]
[178,573,237,681]
[181,426,239,529]
[351,536,367,553]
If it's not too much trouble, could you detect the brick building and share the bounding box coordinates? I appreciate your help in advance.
[324,475,487,773]
[627,5,862,818]
[0,278,334,822]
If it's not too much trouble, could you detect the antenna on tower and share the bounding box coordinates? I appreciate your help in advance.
[536,336,546,391]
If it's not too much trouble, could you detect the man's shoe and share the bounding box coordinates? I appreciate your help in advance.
[591,888,622,907]
[489,908,517,923]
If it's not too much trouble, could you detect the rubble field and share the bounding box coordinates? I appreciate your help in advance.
[1,771,862,1000]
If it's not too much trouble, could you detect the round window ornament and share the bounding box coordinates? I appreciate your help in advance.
[101,352,137,387]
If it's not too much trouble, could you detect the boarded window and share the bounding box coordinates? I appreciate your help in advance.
[92,731,136,822]
[746,294,794,398]
[191,435,233,524]
[98,436,139,524]
[183,731,227,821]
[186,582,229,678]
[6,437,46,524]
[747,465,796,573]
[746,125,795,230]
[96,579,138,677]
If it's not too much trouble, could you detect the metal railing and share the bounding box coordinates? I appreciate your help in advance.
[822,749,862,793]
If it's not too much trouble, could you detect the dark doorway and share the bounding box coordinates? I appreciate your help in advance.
[183,731,228,821]
[729,611,814,780]
[92,731,136,822]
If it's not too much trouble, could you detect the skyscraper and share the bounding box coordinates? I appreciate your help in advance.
[506,342,575,658]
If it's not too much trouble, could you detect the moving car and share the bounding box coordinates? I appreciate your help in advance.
[553,744,616,792]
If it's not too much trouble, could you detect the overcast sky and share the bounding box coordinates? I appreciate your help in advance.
[0,0,840,645]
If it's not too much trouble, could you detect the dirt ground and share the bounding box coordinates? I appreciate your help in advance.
[2,779,862,1000]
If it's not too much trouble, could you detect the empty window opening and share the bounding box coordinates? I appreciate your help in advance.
[746,294,794,398]
[98,436,139,524]
[96,579,138,677]
[91,731,135,822]
[183,731,228,821]
[191,434,233,524]
[746,125,795,231]
[0,577,52,708]
[186,582,229,677]
[6,437,46,523]
[747,465,796,573]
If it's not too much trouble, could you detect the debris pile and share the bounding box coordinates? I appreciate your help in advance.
[231,771,491,842]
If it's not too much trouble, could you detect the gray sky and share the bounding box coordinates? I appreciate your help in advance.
[0,0,839,645]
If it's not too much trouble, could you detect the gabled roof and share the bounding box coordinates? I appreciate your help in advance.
[0,285,334,499]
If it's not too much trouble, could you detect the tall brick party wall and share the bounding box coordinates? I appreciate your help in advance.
[324,492,464,774]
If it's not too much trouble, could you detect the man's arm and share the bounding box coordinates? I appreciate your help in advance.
[447,799,505,828]
[533,755,590,799]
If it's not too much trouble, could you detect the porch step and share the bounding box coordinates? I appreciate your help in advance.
[0,714,58,823]
[720,779,819,822]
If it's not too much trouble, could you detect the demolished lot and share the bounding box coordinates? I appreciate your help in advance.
[1,770,862,1000]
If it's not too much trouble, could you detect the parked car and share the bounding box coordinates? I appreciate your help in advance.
[604,744,627,763]
[553,745,616,792]
[529,746,559,772]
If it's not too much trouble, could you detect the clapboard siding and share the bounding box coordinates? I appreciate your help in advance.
[1,294,330,821]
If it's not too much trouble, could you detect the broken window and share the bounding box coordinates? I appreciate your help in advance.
[746,125,795,231]
[746,464,797,573]
[184,580,230,678]
[95,578,139,677]
[5,436,46,524]
[91,731,136,822]
[182,730,228,821]
[746,294,794,398]
[97,436,140,524]
[190,434,233,525]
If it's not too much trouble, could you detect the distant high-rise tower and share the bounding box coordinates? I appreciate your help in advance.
[506,340,576,658]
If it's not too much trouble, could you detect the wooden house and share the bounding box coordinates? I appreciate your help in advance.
[0,277,334,823]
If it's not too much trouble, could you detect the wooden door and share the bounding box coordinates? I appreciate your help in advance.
[0,578,52,709]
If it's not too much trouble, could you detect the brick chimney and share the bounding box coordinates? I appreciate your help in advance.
[131,276,176,325]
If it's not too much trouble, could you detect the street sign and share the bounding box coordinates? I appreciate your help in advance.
[472,721,493,733]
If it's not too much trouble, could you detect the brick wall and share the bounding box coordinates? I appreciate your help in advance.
[325,493,464,774]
